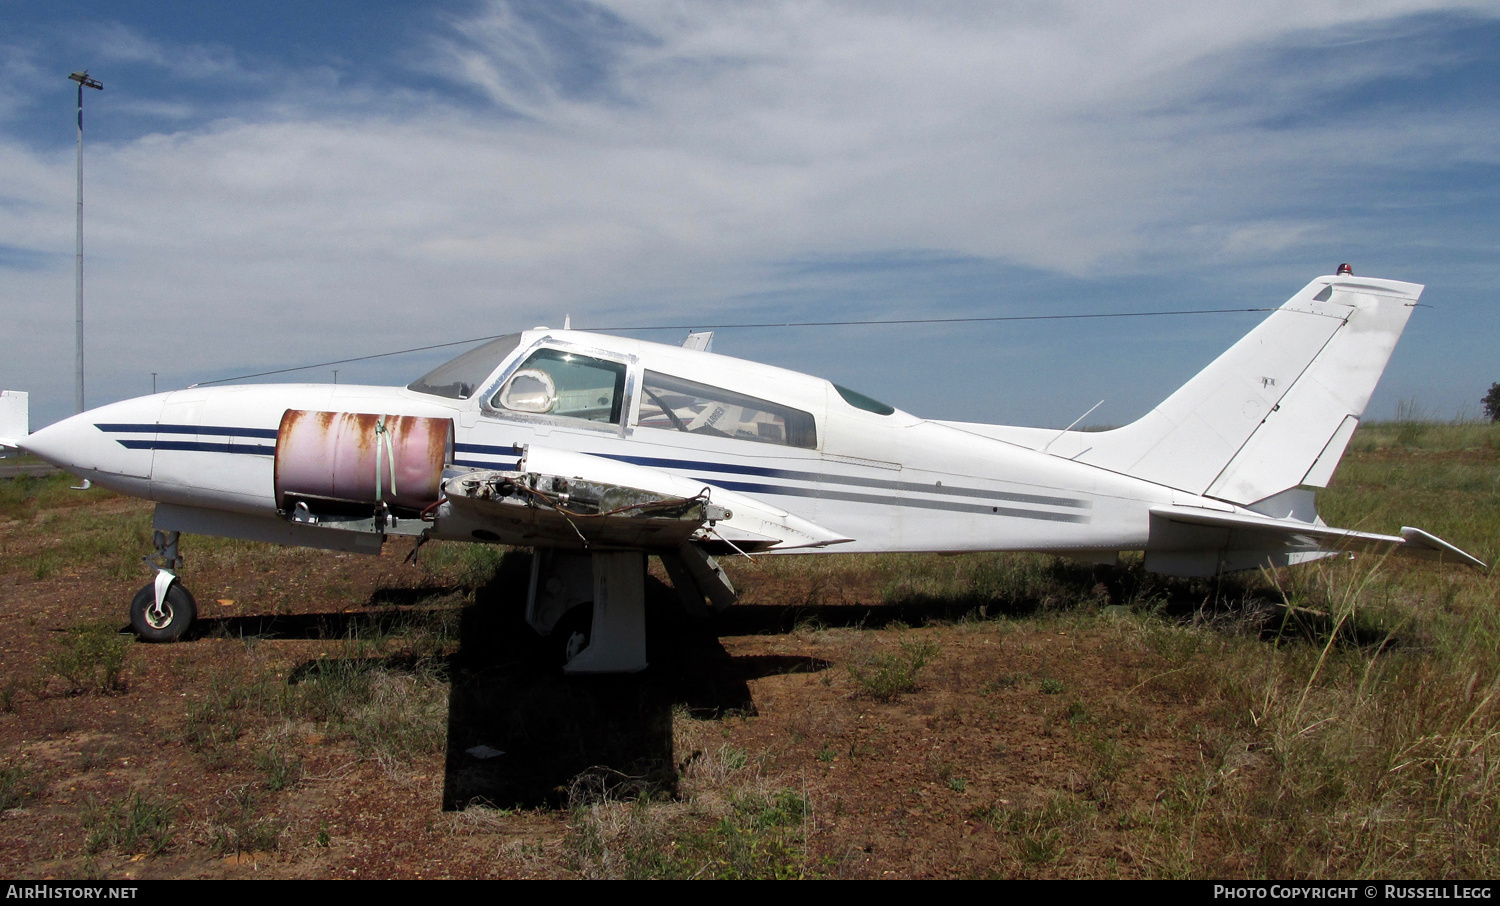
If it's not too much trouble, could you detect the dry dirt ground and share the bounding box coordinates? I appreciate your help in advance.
[0,492,1251,879]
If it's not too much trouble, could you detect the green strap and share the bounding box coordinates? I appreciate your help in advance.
[375,415,399,502]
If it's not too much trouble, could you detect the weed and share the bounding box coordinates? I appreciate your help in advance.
[285,658,447,772]
[46,624,130,694]
[699,790,810,879]
[568,785,810,880]
[1394,399,1431,447]
[255,741,303,791]
[0,675,25,712]
[0,763,32,810]
[207,785,286,855]
[984,672,1024,693]
[184,670,268,768]
[1039,678,1064,695]
[986,794,1091,865]
[420,542,511,589]
[83,791,176,856]
[847,637,938,701]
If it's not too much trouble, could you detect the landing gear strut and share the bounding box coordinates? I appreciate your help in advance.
[129,530,197,642]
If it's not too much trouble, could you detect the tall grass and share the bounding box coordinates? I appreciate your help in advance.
[1348,418,1500,455]
[1119,546,1500,878]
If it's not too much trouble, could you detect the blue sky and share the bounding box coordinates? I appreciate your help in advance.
[3,1,1499,430]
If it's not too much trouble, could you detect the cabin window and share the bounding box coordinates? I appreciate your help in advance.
[407,334,523,400]
[833,383,895,416]
[493,348,627,423]
[636,371,816,448]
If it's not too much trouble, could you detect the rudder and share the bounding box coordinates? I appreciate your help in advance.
[1073,275,1421,506]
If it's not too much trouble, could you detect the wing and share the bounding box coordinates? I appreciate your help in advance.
[439,443,853,553]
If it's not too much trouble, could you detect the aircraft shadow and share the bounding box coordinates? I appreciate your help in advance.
[181,569,829,812]
[185,558,1385,812]
[716,561,1399,648]
[438,571,818,811]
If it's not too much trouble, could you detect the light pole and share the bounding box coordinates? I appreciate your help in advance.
[70,70,102,414]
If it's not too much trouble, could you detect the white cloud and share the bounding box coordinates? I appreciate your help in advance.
[80,22,250,82]
[2,1,1498,426]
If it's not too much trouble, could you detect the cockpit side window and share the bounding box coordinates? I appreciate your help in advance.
[493,348,627,423]
[407,334,523,400]
[636,371,817,448]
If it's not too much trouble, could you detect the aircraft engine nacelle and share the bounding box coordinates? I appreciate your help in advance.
[274,410,453,515]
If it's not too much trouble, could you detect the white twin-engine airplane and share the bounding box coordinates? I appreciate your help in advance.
[5,272,1486,672]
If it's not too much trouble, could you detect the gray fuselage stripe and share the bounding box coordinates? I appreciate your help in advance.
[605,454,1088,509]
[701,479,1091,523]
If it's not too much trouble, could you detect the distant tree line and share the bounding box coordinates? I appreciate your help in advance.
[1485,383,1500,422]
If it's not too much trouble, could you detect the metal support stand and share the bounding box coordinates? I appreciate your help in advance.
[564,551,648,674]
[525,549,594,635]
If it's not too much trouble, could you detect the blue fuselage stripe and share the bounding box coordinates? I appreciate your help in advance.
[96,423,278,439]
[117,440,275,455]
[455,442,521,455]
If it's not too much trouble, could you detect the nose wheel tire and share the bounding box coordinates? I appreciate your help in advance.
[129,582,197,642]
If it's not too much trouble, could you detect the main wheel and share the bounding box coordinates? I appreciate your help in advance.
[129,582,197,642]
[553,602,593,667]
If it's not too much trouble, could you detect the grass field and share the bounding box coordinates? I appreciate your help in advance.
[0,422,1494,878]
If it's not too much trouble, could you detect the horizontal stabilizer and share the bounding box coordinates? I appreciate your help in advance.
[0,391,27,456]
[1398,526,1489,569]
[1146,505,1486,576]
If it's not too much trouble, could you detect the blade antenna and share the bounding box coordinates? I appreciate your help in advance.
[1043,400,1104,454]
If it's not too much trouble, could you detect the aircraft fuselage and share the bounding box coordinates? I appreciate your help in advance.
[23,328,1185,560]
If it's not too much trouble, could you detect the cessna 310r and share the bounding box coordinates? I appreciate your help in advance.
[4,271,1486,672]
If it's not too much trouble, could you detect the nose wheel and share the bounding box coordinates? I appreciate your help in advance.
[130,581,197,642]
[129,530,197,642]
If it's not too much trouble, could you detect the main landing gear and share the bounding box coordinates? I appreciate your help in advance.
[129,530,197,642]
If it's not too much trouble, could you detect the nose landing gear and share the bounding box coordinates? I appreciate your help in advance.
[129,530,197,642]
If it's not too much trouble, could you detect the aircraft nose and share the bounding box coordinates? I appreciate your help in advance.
[21,395,165,488]
[21,412,86,467]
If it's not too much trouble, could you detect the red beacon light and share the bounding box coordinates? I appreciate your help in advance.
[1337,263,1353,275]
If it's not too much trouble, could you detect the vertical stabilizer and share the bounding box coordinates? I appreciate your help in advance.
[1074,275,1420,506]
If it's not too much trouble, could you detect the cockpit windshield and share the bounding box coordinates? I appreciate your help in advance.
[407,334,523,400]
